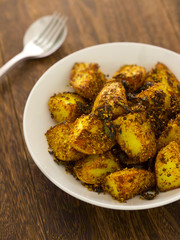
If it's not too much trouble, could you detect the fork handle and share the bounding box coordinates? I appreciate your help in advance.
[0,51,29,79]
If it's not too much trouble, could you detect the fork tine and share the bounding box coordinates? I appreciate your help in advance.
[41,16,68,47]
[35,12,60,44]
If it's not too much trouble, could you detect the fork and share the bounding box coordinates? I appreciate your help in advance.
[0,12,68,79]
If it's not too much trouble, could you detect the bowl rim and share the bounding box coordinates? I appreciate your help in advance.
[23,42,180,210]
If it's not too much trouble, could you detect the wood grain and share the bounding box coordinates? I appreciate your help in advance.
[0,0,180,239]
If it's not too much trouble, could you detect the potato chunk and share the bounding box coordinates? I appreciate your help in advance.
[113,64,146,91]
[69,113,116,154]
[70,62,106,100]
[48,92,87,123]
[155,141,180,191]
[136,83,173,136]
[158,114,180,150]
[137,82,172,110]
[113,112,157,163]
[145,62,180,95]
[74,151,120,184]
[45,122,85,161]
[103,168,155,201]
[92,80,128,119]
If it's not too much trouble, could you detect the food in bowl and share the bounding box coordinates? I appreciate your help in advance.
[45,62,180,202]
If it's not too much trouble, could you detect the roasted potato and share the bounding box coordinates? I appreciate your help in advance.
[113,112,157,163]
[74,151,120,185]
[70,62,106,100]
[158,113,180,150]
[145,62,180,95]
[48,92,87,123]
[45,122,85,161]
[103,168,155,201]
[92,80,128,119]
[136,82,173,136]
[113,64,146,91]
[155,141,180,191]
[69,113,116,155]
[137,82,172,110]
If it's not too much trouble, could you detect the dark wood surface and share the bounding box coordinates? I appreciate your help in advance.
[0,0,180,239]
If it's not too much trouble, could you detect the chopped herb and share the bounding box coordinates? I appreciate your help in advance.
[104,119,116,140]
[76,101,92,114]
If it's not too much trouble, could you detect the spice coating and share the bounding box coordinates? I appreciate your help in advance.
[113,64,146,91]
[45,122,85,161]
[70,62,106,100]
[113,112,157,163]
[74,151,120,185]
[158,113,180,150]
[92,80,128,119]
[48,92,86,123]
[103,168,155,202]
[155,141,180,191]
[69,113,116,154]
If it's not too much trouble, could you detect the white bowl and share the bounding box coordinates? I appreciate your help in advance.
[23,42,180,210]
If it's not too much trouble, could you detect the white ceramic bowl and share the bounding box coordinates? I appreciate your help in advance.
[23,42,180,210]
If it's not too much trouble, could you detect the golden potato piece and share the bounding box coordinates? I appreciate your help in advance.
[113,112,157,163]
[137,82,172,110]
[113,64,146,91]
[158,114,180,150]
[74,151,120,184]
[69,113,116,155]
[155,141,180,191]
[103,168,155,201]
[92,81,128,119]
[136,82,174,136]
[45,122,85,161]
[48,92,87,123]
[145,62,180,95]
[70,62,106,100]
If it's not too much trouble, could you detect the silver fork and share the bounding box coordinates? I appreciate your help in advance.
[0,12,68,79]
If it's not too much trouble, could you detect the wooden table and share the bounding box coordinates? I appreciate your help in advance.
[0,0,180,239]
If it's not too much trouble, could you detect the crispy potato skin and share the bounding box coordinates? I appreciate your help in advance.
[113,64,146,91]
[155,141,180,191]
[113,112,157,163]
[48,92,86,123]
[158,114,180,150]
[145,62,180,95]
[103,168,155,201]
[45,122,85,161]
[69,113,116,154]
[70,63,106,100]
[74,151,120,184]
[92,81,128,119]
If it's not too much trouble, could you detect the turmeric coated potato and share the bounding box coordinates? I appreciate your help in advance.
[136,82,174,136]
[45,122,85,161]
[103,168,155,201]
[145,62,180,95]
[70,62,106,100]
[113,112,157,163]
[92,80,128,119]
[74,151,120,185]
[48,92,87,123]
[155,141,180,191]
[137,82,172,110]
[158,113,180,150]
[113,64,146,91]
[69,113,116,155]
